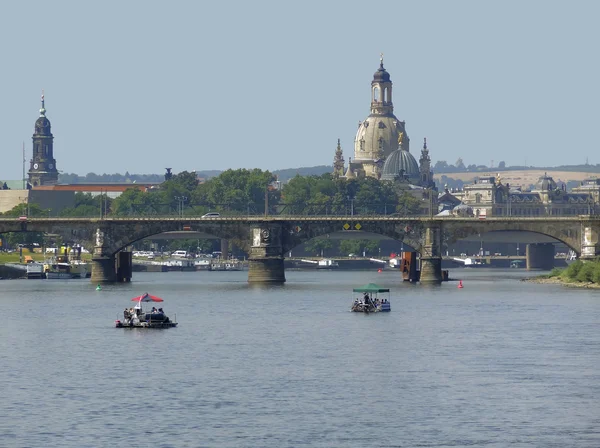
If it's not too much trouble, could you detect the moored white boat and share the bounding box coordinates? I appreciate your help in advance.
[317,259,339,269]
[45,262,76,279]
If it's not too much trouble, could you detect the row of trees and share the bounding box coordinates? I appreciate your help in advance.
[55,169,423,218]
[1,169,422,251]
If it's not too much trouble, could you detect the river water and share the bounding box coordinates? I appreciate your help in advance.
[1,268,599,447]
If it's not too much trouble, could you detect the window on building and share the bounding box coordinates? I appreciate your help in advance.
[475,193,481,204]
[373,86,380,102]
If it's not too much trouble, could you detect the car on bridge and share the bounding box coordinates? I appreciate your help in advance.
[201,212,220,218]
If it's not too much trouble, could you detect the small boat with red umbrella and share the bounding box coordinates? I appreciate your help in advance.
[115,293,178,328]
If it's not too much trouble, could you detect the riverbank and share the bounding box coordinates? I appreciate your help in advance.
[523,276,600,289]
[522,260,600,289]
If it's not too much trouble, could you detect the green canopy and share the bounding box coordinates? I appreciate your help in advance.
[352,283,390,293]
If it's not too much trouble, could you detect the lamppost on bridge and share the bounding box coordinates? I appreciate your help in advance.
[175,196,187,217]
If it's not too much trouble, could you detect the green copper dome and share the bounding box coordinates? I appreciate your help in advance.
[381,149,419,182]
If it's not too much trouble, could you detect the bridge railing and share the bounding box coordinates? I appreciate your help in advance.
[5,200,600,220]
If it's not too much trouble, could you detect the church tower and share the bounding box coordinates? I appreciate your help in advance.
[28,93,59,187]
[419,137,434,188]
[332,139,345,178]
[351,55,410,178]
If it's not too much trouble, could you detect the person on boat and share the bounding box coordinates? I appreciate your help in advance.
[124,308,130,320]
[151,307,157,313]
[158,308,164,314]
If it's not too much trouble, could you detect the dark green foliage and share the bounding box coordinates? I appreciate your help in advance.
[575,262,595,282]
[548,268,563,278]
[0,203,48,247]
[561,260,583,281]
[58,169,424,218]
[281,174,413,216]
[304,238,334,256]
[559,259,600,283]
[60,192,108,217]
[591,264,600,284]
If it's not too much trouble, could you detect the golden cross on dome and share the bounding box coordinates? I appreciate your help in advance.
[380,53,384,64]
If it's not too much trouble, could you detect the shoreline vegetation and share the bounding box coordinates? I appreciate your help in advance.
[523,260,600,289]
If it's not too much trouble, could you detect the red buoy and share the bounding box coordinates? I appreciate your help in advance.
[458,280,464,289]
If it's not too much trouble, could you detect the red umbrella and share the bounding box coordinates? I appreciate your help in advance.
[131,293,164,302]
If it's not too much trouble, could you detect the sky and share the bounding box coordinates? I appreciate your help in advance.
[1,0,599,179]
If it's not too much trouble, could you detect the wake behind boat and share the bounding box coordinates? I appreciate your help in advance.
[115,293,178,328]
[350,283,391,313]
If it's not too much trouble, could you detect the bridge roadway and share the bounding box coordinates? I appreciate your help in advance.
[0,215,597,283]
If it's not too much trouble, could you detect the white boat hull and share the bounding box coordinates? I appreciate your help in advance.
[46,272,75,279]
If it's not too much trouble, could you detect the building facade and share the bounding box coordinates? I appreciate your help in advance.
[452,174,599,217]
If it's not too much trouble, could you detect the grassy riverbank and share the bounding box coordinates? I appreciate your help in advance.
[0,252,92,264]
[526,260,600,289]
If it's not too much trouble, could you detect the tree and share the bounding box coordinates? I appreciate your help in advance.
[193,168,278,214]
[304,238,334,257]
[361,239,381,255]
[59,192,107,217]
[340,240,362,256]
[434,160,449,172]
[498,161,506,169]
[396,191,422,215]
[1,203,48,248]
[111,188,163,216]
[455,158,466,171]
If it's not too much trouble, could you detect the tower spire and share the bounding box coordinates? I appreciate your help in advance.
[333,138,345,178]
[39,90,46,117]
[380,52,384,67]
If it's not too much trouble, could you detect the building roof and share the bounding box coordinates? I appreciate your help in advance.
[32,183,155,192]
[381,149,419,182]
[373,61,391,83]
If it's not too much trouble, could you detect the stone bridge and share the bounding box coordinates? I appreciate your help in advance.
[0,216,597,284]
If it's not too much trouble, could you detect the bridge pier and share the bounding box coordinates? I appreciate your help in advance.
[420,257,442,284]
[91,254,117,283]
[220,239,229,258]
[116,251,133,282]
[580,225,600,261]
[526,243,554,270]
[248,225,285,283]
[419,223,442,284]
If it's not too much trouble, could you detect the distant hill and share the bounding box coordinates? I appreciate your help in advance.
[435,169,599,191]
[273,165,332,182]
[59,164,598,188]
[59,166,334,184]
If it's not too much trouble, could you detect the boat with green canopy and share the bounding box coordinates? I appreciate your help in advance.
[351,283,391,313]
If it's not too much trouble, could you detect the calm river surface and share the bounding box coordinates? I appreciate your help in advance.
[1,268,599,447]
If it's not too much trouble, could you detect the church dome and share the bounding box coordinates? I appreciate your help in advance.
[34,116,52,135]
[536,173,556,191]
[354,116,408,162]
[381,149,419,182]
[373,62,391,82]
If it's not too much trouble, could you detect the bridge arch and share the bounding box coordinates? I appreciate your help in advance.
[440,219,581,255]
[105,221,251,256]
[281,219,424,254]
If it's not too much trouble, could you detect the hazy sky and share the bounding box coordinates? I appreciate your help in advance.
[1,1,599,179]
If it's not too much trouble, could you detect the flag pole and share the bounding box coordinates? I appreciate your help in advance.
[22,142,26,189]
